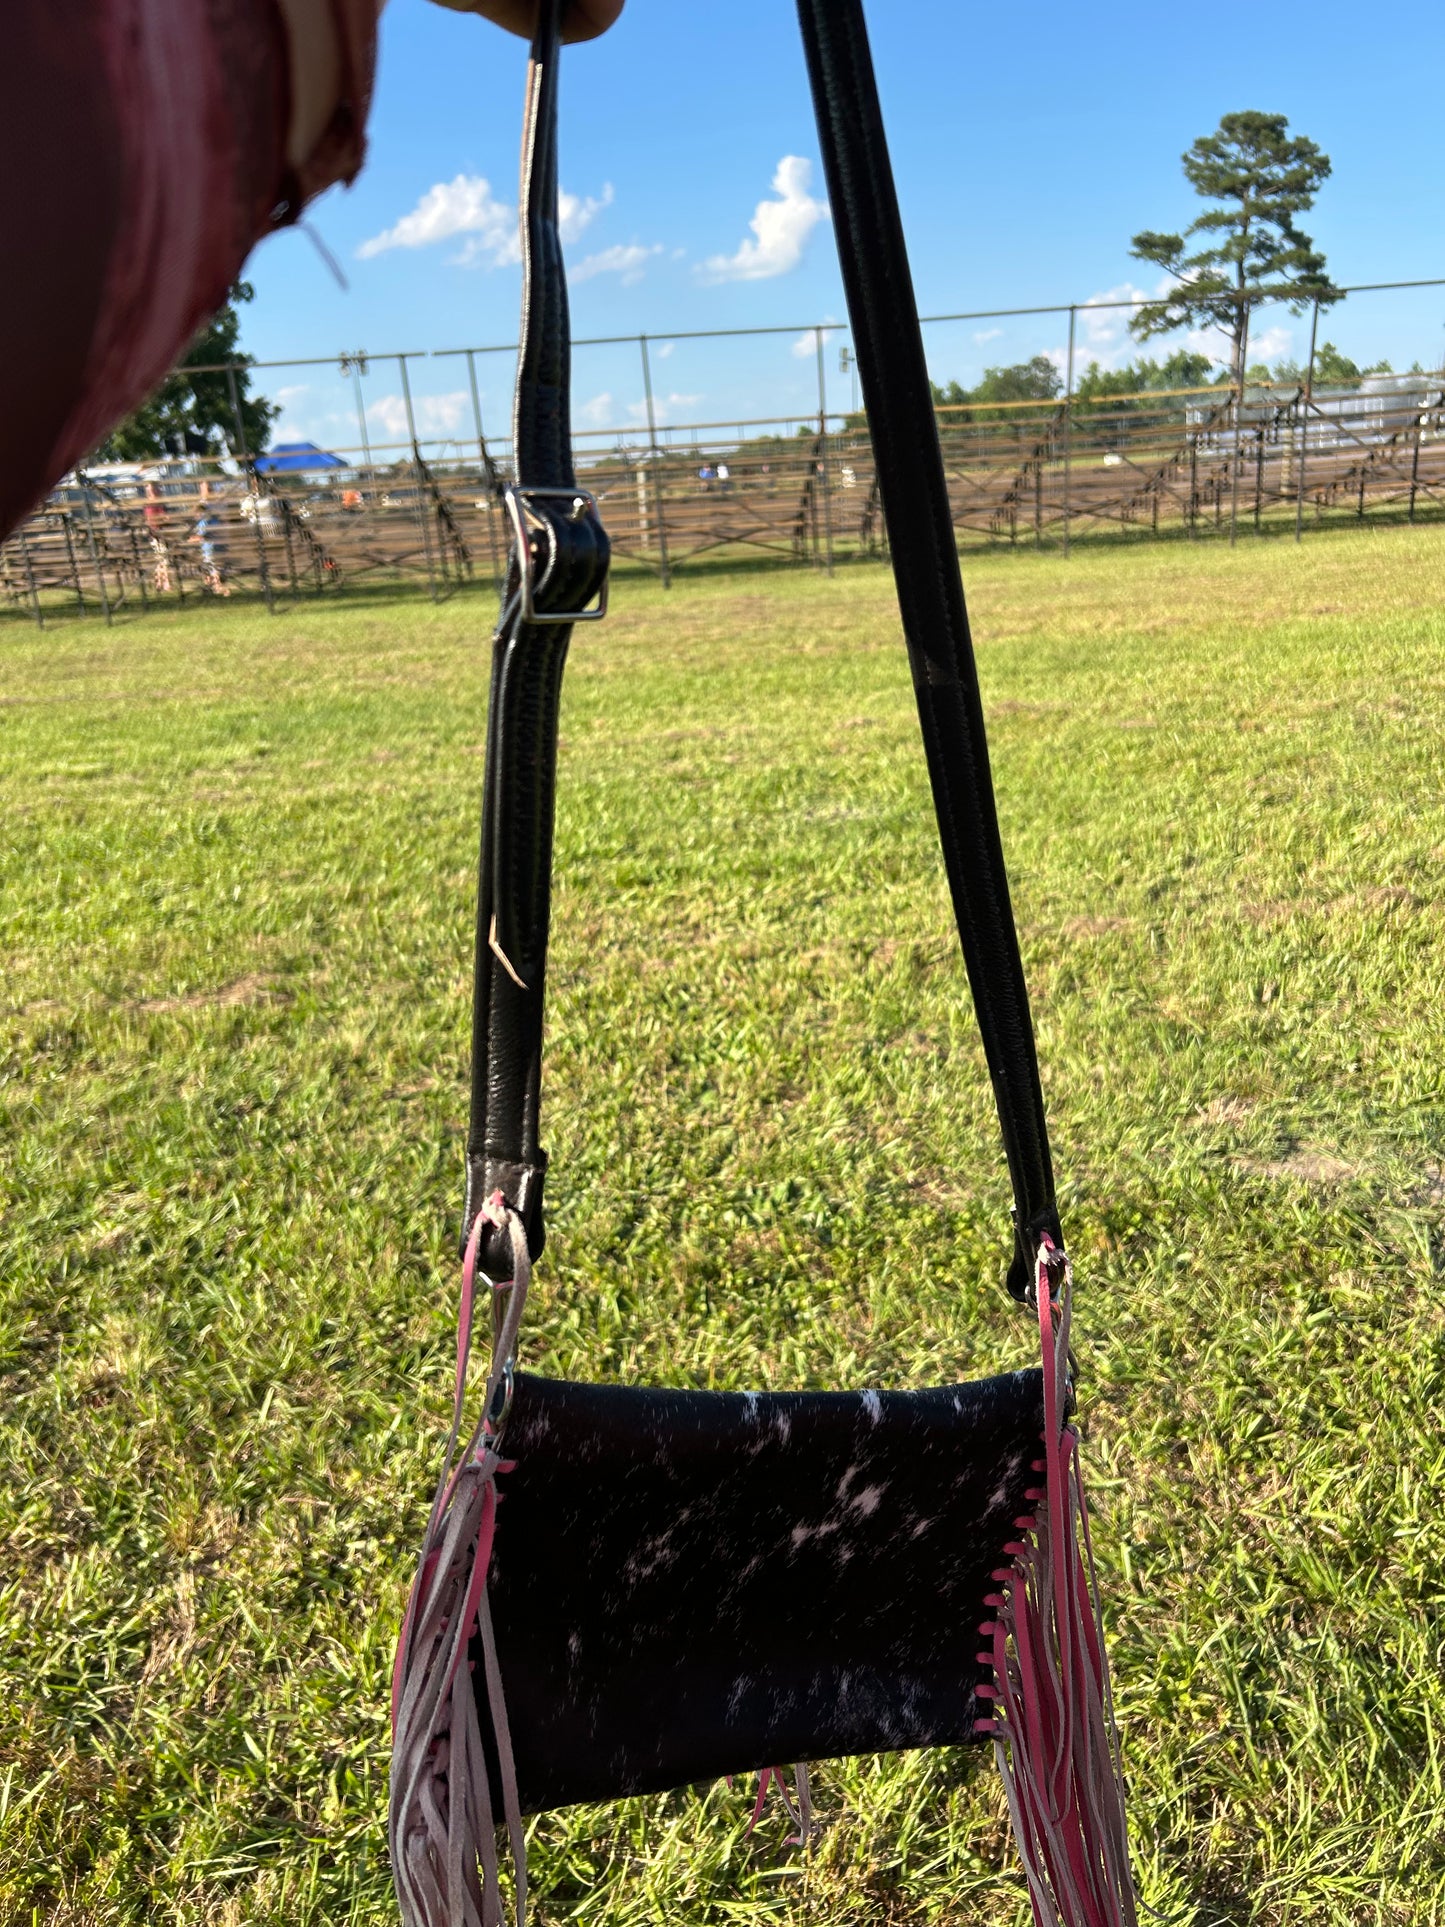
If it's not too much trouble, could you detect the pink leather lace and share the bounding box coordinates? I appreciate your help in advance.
[390,1196,530,1927]
[973,1243,1138,1926]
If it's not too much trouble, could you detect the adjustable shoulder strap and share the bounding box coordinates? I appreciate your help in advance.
[464,0,1060,1299]
[796,0,1061,1297]
[463,0,608,1280]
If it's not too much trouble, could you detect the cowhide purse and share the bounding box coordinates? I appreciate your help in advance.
[389,5,1137,1925]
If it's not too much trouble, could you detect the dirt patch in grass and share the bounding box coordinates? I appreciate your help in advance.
[130,973,283,1014]
[1063,915,1132,938]
[1238,1148,1358,1184]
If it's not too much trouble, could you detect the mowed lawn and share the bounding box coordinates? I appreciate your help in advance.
[4,528,1445,1926]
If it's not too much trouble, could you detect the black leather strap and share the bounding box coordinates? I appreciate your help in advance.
[464,0,1059,1300]
[463,0,609,1279]
[796,0,1061,1297]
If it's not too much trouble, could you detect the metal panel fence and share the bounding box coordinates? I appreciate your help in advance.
[6,281,1445,623]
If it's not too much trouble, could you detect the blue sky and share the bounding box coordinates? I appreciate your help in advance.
[245,0,1445,457]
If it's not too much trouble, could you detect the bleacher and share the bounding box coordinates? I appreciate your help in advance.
[7,375,1445,622]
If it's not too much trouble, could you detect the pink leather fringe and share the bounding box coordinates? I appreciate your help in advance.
[391,1197,531,1927]
[974,1242,1138,1926]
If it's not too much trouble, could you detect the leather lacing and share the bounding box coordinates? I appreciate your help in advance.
[391,1197,531,1927]
[972,1245,1137,1926]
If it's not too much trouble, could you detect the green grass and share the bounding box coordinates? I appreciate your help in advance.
[4,528,1445,1925]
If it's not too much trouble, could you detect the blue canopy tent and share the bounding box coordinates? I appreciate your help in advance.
[254,442,348,474]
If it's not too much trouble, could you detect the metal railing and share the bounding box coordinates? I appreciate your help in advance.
[6,278,1445,622]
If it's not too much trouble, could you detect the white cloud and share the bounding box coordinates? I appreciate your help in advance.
[1056,279,1292,376]
[357,174,515,264]
[701,156,829,283]
[656,342,674,359]
[1182,326,1231,366]
[1244,323,1294,366]
[270,384,313,436]
[972,327,1003,346]
[579,392,614,427]
[1179,321,1296,373]
[366,391,470,438]
[1043,281,1178,377]
[366,396,410,437]
[1076,282,1153,363]
[572,242,662,286]
[451,232,521,269]
[625,391,703,426]
[792,318,840,359]
[559,184,613,244]
[358,176,611,269]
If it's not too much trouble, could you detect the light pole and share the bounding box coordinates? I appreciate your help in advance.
[839,344,858,415]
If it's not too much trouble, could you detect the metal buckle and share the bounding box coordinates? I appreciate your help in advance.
[503,484,608,625]
[486,1357,516,1441]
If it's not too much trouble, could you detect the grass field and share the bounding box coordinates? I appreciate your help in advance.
[4,527,1445,1926]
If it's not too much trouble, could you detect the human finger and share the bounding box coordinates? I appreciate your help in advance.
[424,0,624,45]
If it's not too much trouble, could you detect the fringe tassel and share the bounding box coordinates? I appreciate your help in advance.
[743,1764,814,1847]
[974,1240,1138,1927]
[391,1196,531,1927]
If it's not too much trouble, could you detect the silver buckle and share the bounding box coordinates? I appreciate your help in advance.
[503,484,608,625]
[486,1357,516,1441]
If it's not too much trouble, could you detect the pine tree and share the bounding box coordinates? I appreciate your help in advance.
[1129,112,1339,390]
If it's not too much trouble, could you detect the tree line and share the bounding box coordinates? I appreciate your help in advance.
[927,339,1405,424]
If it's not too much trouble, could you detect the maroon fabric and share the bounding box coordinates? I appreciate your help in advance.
[0,0,376,540]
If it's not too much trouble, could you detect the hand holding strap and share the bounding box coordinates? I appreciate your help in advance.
[462,0,609,1279]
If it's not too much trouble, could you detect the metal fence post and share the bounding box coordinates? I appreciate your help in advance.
[282,505,300,596]
[465,348,505,593]
[1295,299,1319,544]
[226,363,274,612]
[345,352,373,479]
[76,479,113,625]
[128,516,149,612]
[1229,295,1249,548]
[1063,305,1076,557]
[639,334,672,588]
[398,354,439,603]
[19,526,43,627]
[61,515,85,615]
[1033,421,1043,549]
[815,328,835,575]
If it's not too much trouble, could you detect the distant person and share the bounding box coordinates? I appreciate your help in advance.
[142,481,172,592]
[242,487,285,536]
[716,461,731,491]
[191,479,230,597]
[698,463,715,491]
